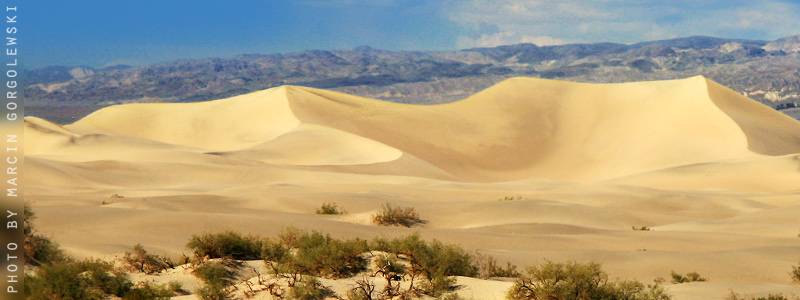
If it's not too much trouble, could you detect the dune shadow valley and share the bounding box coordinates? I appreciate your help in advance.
[23,76,800,300]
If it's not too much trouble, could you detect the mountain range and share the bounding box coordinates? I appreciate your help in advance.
[24,35,800,119]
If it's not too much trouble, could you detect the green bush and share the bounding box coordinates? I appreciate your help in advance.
[791,261,800,283]
[316,202,346,215]
[123,282,176,300]
[123,244,171,274]
[288,277,329,300]
[194,262,234,287]
[474,252,520,278]
[726,292,798,300]
[670,271,707,284]
[372,203,424,227]
[197,283,228,300]
[23,202,68,266]
[187,231,264,260]
[24,259,133,300]
[507,261,672,300]
[420,274,456,297]
[292,230,369,278]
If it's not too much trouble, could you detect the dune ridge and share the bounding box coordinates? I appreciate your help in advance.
[30,75,800,185]
[23,76,800,300]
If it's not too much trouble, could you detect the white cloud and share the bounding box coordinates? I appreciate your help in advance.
[445,0,800,48]
[457,31,567,48]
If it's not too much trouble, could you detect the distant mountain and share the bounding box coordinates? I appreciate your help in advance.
[24,35,800,120]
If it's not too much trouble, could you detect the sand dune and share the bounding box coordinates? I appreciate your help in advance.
[23,76,800,299]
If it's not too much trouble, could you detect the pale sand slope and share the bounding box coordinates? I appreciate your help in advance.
[24,76,800,299]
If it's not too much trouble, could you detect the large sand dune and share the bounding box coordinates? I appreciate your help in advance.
[24,76,800,299]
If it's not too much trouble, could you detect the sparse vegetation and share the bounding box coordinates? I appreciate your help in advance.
[726,291,799,300]
[372,203,424,227]
[632,226,651,231]
[24,259,176,300]
[499,196,523,201]
[287,277,330,300]
[122,244,171,274]
[507,261,671,300]
[23,202,69,266]
[791,261,800,283]
[187,231,264,260]
[670,271,707,283]
[316,202,347,215]
[194,262,234,300]
[474,252,521,278]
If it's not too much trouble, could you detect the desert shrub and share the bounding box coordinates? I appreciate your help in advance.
[347,277,376,300]
[670,271,707,284]
[123,282,176,300]
[123,244,171,274]
[420,274,457,297]
[376,254,406,295]
[262,238,290,262]
[316,202,346,215]
[23,202,69,265]
[507,261,672,300]
[726,292,797,300]
[791,261,800,283]
[187,231,264,260]
[194,262,233,300]
[24,259,133,300]
[288,277,329,300]
[474,252,521,278]
[194,262,234,287]
[291,230,369,278]
[632,226,651,231]
[197,284,228,300]
[372,203,424,227]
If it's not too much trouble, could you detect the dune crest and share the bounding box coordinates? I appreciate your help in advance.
[33,76,800,184]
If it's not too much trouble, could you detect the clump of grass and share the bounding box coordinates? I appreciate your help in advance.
[287,277,329,300]
[670,271,707,283]
[315,202,346,215]
[507,261,671,300]
[122,244,171,274]
[372,203,424,227]
[474,252,520,278]
[632,226,651,231]
[791,261,800,283]
[24,259,177,300]
[194,262,234,300]
[726,291,799,300]
[187,231,264,260]
[23,201,69,266]
[499,196,522,201]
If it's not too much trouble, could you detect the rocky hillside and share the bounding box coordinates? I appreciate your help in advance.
[25,35,800,117]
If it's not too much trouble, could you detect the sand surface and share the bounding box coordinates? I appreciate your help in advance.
[24,76,800,299]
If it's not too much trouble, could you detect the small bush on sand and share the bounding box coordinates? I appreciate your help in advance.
[187,231,264,260]
[288,277,329,300]
[22,259,179,300]
[316,202,347,215]
[194,262,234,287]
[474,252,520,278]
[23,202,69,265]
[291,230,369,278]
[123,244,171,274]
[726,291,798,300]
[194,262,234,300]
[507,261,671,300]
[791,261,800,283]
[372,203,424,227]
[670,271,707,283]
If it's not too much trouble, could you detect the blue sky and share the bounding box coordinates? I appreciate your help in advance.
[27,0,800,68]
